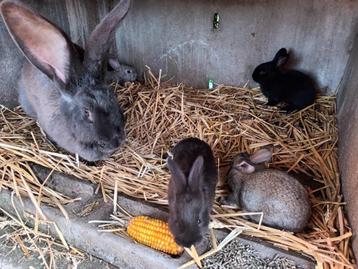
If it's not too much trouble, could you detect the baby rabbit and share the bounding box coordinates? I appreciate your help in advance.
[166,138,218,247]
[221,149,311,232]
[252,48,316,113]
[106,58,137,84]
[73,43,137,85]
[0,0,131,161]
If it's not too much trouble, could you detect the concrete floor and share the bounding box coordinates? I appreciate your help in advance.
[0,226,118,269]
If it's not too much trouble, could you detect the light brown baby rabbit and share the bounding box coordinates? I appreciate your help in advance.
[221,149,311,232]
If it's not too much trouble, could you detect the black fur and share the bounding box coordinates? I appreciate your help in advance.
[166,138,218,247]
[252,48,316,113]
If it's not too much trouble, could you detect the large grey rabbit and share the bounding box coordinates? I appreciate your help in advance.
[221,149,311,232]
[166,138,218,247]
[0,0,132,161]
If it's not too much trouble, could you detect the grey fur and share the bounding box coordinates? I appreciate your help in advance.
[106,58,137,84]
[222,149,311,232]
[166,138,218,247]
[73,44,137,84]
[0,0,131,161]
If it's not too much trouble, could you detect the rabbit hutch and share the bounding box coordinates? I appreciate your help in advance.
[0,0,357,268]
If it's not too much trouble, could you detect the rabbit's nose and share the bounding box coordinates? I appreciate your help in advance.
[175,234,202,248]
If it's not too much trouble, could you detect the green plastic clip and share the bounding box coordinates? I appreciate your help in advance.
[208,79,214,90]
[213,13,220,30]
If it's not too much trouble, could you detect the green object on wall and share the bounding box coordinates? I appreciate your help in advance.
[208,79,214,89]
[213,13,220,30]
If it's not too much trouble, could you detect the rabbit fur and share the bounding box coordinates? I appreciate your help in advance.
[73,43,137,84]
[166,138,218,247]
[252,48,316,113]
[222,148,311,232]
[0,0,132,161]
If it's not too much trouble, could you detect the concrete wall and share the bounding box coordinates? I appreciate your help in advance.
[115,0,358,92]
[337,29,358,260]
[0,0,112,107]
[1,0,358,108]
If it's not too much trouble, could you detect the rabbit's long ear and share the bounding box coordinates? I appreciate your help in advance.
[188,156,204,191]
[84,0,131,76]
[250,148,272,164]
[0,1,71,85]
[167,157,186,192]
[272,48,289,67]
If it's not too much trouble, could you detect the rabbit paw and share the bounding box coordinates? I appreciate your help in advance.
[219,196,239,209]
[283,104,298,114]
[266,99,280,106]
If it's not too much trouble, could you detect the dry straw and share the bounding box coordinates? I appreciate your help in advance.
[0,68,354,268]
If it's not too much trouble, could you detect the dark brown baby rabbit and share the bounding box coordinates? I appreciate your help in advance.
[252,48,316,113]
[0,0,131,161]
[166,138,218,247]
[221,149,311,232]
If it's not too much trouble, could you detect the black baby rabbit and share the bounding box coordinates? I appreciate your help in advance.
[252,48,316,113]
[0,0,131,161]
[221,148,311,232]
[166,138,218,247]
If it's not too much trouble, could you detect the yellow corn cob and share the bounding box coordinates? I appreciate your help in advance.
[127,216,183,255]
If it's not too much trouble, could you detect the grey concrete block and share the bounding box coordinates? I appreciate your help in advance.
[0,227,119,269]
[337,29,358,263]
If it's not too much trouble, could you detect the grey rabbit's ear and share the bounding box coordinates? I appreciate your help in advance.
[0,1,71,86]
[84,0,131,76]
[188,156,204,190]
[108,58,122,70]
[237,160,255,174]
[272,48,289,67]
[250,148,272,164]
[167,157,186,191]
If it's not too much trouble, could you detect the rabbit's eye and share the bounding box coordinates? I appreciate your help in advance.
[84,109,93,123]
[259,70,266,75]
[240,163,248,168]
[197,218,201,225]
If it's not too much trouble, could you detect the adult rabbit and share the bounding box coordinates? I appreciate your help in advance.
[0,0,131,161]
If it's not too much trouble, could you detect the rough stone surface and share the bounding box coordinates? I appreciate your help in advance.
[337,29,358,264]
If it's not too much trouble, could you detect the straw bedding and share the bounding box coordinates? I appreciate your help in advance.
[0,69,355,268]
